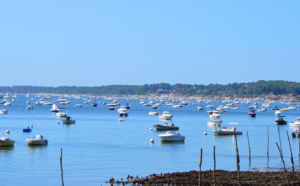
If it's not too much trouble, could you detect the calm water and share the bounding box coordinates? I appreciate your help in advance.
[0,95,299,185]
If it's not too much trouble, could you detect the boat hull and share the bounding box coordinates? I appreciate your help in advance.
[153,124,179,130]
[0,141,15,147]
[26,139,48,145]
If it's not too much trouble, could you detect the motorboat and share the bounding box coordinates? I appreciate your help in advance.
[26,134,48,145]
[207,118,223,126]
[119,111,128,117]
[0,137,15,147]
[275,110,281,116]
[109,107,116,110]
[275,116,287,125]
[158,111,173,120]
[153,122,179,130]
[289,117,300,127]
[117,106,128,113]
[197,106,204,110]
[257,108,267,112]
[213,127,242,135]
[279,108,289,111]
[35,101,42,106]
[248,110,256,117]
[0,109,8,114]
[75,104,82,107]
[209,111,221,119]
[26,106,34,110]
[56,110,67,118]
[292,127,300,138]
[148,111,159,115]
[172,105,181,108]
[152,105,158,109]
[158,131,185,142]
[4,101,11,106]
[23,127,32,132]
[91,103,97,107]
[50,104,60,112]
[63,116,75,124]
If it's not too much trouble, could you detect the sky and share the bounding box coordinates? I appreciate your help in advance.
[0,0,299,87]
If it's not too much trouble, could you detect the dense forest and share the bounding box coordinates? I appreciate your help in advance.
[1,80,300,97]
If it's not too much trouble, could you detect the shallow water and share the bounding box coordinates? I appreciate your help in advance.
[0,96,299,185]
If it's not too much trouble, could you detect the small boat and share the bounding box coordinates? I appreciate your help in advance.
[158,131,185,142]
[62,116,75,124]
[0,109,8,114]
[152,105,158,109]
[158,111,173,120]
[209,111,221,119]
[207,119,223,126]
[26,106,34,110]
[23,127,32,132]
[4,102,11,106]
[91,103,97,107]
[0,137,15,147]
[148,111,159,115]
[109,107,116,110]
[289,117,300,127]
[197,106,204,110]
[26,134,48,145]
[75,104,82,107]
[248,110,256,117]
[153,123,179,130]
[119,111,128,117]
[292,127,300,138]
[279,108,289,111]
[56,110,67,118]
[50,104,60,112]
[257,108,267,112]
[213,127,242,135]
[275,110,281,116]
[275,116,287,125]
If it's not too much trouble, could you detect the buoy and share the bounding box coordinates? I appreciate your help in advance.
[6,130,10,134]
[57,121,60,124]
[150,128,153,131]
[150,138,154,143]
[193,110,195,112]
[204,132,207,135]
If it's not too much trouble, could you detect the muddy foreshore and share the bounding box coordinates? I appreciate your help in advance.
[108,170,300,185]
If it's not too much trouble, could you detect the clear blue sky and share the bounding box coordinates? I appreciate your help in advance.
[0,0,299,86]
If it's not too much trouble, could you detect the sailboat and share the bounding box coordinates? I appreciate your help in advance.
[50,104,60,112]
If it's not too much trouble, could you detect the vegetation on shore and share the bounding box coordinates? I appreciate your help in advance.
[2,80,300,98]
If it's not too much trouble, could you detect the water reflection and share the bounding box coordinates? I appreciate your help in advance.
[159,141,185,147]
[0,146,14,151]
[26,145,48,156]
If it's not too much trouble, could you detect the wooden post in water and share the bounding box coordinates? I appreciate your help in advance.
[286,130,294,172]
[213,146,216,186]
[276,142,288,184]
[277,125,283,159]
[267,126,269,167]
[199,148,203,186]
[60,148,64,186]
[247,130,251,167]
[234,129,241,186]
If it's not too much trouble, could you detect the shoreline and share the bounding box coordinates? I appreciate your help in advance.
[108,169,300,185]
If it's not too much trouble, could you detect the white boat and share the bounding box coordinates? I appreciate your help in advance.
[275,110,281,116]
[172,105,181,108]
[289,117,300,127]
[26,134,48,145]
[117,106,128,113]
[207,119,223,126]
[35,101,42,106]
[158,111,173,120]
[62,116,75,124]
[209,111,221,119]
[213,127,242,135]
[50,104,60,112]
[148,111,159,115]
[0,137,15,147]
[56,110,67,118]
[43,101,53,105]
[153,123,179,130]
[26,106,34,110]
[257,108,267,112]
[197,106,204,110]
[4,102,11,106]
[0,109,8,114]
[158,131,185,142]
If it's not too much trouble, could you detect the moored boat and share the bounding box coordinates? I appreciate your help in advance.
[213,127,242,135]
[0,137,15,147]
[153,123,179,130]
[26,134,48,145]
[158,131,185,142]
[63,116,75,124]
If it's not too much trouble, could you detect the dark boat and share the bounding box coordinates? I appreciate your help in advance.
[63,116,75,124]
[248,110,256,117]
[292,128,300,138]
[124,104,130,109]
[23,128,32,132]
[275,116,287,125]
[119,112,128,117]
[152,105,158,109]
[91,103,97,107]
[109,107,116,110]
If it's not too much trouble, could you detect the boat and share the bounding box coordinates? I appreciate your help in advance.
[289,117,300,127]
[152,105,158,109]
[75,104,82,107]
[248,110,256,117]
[56,110,67,118]
[257,108,267,112]
[50,104,60,112]
[209,111,221,119]
[62,116,75,124]
[119,111,128,117]
[172,105,181,108]
[197,106,204,110]
[153,123,179,130]
[207,118,223,126]
[26,106,34,110]
[213,127,242,135]
[275,110,281,116]
[148,111,159,115]
[279,108,289,111]
[4,101,11,106]
[109,107,116,110]
[0,137,15,147]
[158,131,185,142]
[292,127,300,138]
[23,127,32,132]
[0,109,8,114]
[158,111,173,120]
[275,116,287,125]
[26,134,48,145]
[91,103,97,107]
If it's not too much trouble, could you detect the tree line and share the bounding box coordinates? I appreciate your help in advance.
[1,80,300,97]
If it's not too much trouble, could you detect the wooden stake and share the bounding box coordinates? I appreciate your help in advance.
[60,148,64,186]
[276,142,288,185]
[199,148,202,186]
[247,130,251,167]
[213,146,216,186]
[286,130,294,172]
[267,126,269,167]
[234,129,241,186]
[277,125,283,159]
